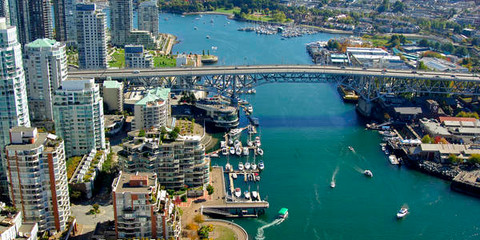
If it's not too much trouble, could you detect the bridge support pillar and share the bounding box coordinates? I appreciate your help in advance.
[356,97,373,117]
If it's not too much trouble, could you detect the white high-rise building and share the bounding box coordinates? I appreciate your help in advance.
[76,3,107,69]
[5,127,70,233]
[110,0,133,46]
[0,17,30,199]
[53,78,106,157]
[138,0,159,36]
[24,38,68,123]
[125,45,153,69]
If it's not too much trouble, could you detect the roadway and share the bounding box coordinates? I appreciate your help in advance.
[69,65,480,82]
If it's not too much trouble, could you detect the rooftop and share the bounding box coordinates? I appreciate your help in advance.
[136,87,170,106]
[26,38,59,48]
[103,80,122,89]
[113,172,157,193]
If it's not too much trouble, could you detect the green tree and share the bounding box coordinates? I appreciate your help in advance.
[392,1,405,13]
[418,61,429,70]
[138,129,146,137]
[206,184,214,195]
[448,154,460,164]
[421,134,433,143]
[468,154,480,164]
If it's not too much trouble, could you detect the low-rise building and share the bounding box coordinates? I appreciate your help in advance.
[0,211,38,240]
[420,57,469,73]
[69,149,106,199]
[413,143,480,163]
[105,115,125,135]
[127,30,157,49]
[125,45,153,69]
[420,117,480,143]
[195,97,239,129]
[112,172,181,239]
[119,130,209,190]
[103,80,124,113]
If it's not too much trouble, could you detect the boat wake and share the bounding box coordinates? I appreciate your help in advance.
[255,218,285,240]
[313,184,321,204]
[331,166,339,183]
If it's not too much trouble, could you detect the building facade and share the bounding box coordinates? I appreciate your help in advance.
[0,17,31,199]
[120,130,210,190]
[112,172,181,239]
[102,80,124,112]
[76,3,107,69]
[53,78,106,157]
[125,45,153,69]
[53,0,77,43]
[138,0,159,36]
[24,38,68,123]
[110,0,132,46]
[7,0,53,45]
[5,127,70,233]
[133,87,170,131]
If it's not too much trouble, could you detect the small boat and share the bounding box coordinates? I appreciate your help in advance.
[181,15,185,18]
[278,208,289,219]
[243,147,249,155]
[252,191,258,199]
[228,139,233,146]
[255,136,261,147]
[396,207,408,219]
[245,161,251,170]
[348,146,355,152]
[244,191,250,199]
[222,147,228,155]
[229,128,242,137]
[232,173,237,179]
[248,173,254,181]
[212,46,217,50]
[247,141,253,147]
[234,139,240,147]
[238,162,244,171]
[251,161,257,170]
[206,35,210,39]
[258,161,265,170]
[255,175,260,181]
[257,148,264,156]
[210,152,219,158]
[225,162,232,172]
[194,26,198,30]
[236,147,242,156]
[210,19,214,23]
[330,181,336,188]
[247,105,253,113]
[220,141,226,148]
[364,170,373,177]
[234,188,241,198]
[229,147,235,155]
[389,155,399,165]
[248,125,255,134]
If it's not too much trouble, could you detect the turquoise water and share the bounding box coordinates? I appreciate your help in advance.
[126,12,480,239]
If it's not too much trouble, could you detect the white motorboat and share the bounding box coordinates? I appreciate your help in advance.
[229,147,235,155]
[348,146,355,152]
[234,188,241,198]
[255,175,260,181]
[243,147,249,155]
[244,191,250,199]
[252,191,258,200]
[220,141,226,148]
[258,161,265,170]
[247,105,253,113]
[234,139,240,147]
[228,139,233,146]
[255,136,261,147]
[245,161,251,170]
[248,125,255,134]
[229,128,242,137]
[389,155,399,165]
[257,148,264,156]
[364,170,373,177]
[238,162,244,171]
[210,152,219,158]
[225,162,232,172]
[236,147,242,156]
[330,181,336,188]
[247,140,253,147]
[251,161,257,170]
[222,147,229,155]
[396,207,408,219]
[232,173,237,179]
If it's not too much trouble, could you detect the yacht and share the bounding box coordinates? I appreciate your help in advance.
[243,147,249,155]
[234,188,241,198]
[396,207,408,219]
[364,170,373,177]
[210,152,219,158]
[236,147,242,156]
[255,136,261,147]
[232,173,237,179]
[245,161,251,170]
[244,191,250,199]
[225,162,232,172]
[229,147,235,155]
[238,162,244,171]
[247,105,253,113]
[252,191,259,200]
[229,128,243,137]
[258,161,265,170]
[389,155,399,165]
[222,147,228,155]
[257,148,264,156]
[228,139,234,146]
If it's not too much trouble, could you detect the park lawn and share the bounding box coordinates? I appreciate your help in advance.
[153,55,176,67]
[362,35,389,47]
[245,14,275,22]
[109,49,125,68]
[213,225,236,240]
[214,7,240,14]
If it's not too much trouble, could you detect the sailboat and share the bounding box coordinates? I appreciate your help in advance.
[258,160,265,170]
[238,162,244,171]
[251,154,257,170]
[252,191,258,200]
[245,156,251,170]
[225,156,232,172]
[243,147,249,156]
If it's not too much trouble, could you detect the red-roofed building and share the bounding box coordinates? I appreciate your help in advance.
[439,116,477,123]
